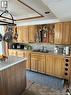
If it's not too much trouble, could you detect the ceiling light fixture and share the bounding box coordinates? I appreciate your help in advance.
[0,1,16,43]
[45,11,50,14]
[0,1,16,26]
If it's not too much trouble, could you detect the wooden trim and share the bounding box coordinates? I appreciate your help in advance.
[0,0,44,22]
[16,15,43,21]
[0,16,15,21]
[17,0,43,16]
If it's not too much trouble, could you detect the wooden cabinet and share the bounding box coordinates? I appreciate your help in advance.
[54,23,63,44]
[22,26,29,43]
[31,52,45,73]
[37,54,45,73]
[46,54,65,78]
[8,49,17,56]
[31,53,38,71]
[8,49,31,70]
[53,55,64,78]
[28,25,37,43]
[17,50,24,57]
[64,57,71,80]
[62,22,71,44]
[17,26,23,42]
[46,54,54,75]
[54,22,71,44]
[17,26,29,43]
[16,25,37,43]
[25,51,31,69]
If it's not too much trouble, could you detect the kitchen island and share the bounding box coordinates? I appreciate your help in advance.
[0,56,27,95]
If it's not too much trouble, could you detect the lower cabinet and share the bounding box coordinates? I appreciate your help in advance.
[31,53,38,71]
[8,49,31,70]
[9,50,70,80]
[46,54,54,75]
[53,55,65,78]
[37,54,45,73]
[25,51,31,70]
[8,49,17,56]
[31,52,46,73]
[46,54,65,78]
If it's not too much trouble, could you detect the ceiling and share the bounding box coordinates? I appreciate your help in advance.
[0,0,71,25]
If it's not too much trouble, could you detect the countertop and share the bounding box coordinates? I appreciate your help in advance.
[9,49,71,57]
[0,56,27,71]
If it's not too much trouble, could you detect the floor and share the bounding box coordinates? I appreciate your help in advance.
[21,70,71,95]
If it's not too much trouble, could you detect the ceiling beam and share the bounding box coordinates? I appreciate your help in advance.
[16,15,43,21]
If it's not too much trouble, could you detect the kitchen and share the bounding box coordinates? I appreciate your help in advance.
[0,0,71,95]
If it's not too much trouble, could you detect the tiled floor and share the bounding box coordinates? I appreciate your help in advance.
[22,80,66,95]
[21,70,71,95]
[26,70,64,90]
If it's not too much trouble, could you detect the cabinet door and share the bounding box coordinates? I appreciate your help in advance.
[8,49,17,56]
[22,26,29,43]
[8,49,13,55]
[62,22,71,44]
[53,55,64,78]
[25,51,31,70]
[37,54,45,73]
[17,51,24,57]
[28,25,37,43]
[54,22,71,44]
[31,58,37,71]
[12,50,17,56]
[31,53,38,71]
[46,55,54,75]
[17,26,23,42]
[54,23,63,44]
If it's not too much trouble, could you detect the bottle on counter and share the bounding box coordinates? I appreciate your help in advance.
[66,46,70,55]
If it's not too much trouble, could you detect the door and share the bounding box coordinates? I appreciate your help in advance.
[54,23,63,44]
[53,55,65,78]
[25,51,31,70]
[8,49,17,56]
[28,25,37,43]
[22,26,29,43]
[17,50,24,57]
[31,53,38,71]
[37,54,45,73]
[17,26,23,42]
[46,54,54,75]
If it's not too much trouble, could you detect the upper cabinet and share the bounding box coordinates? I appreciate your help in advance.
[37,24,54,43]
[14,25,37,43]
[54,22,71,44]
[13,21,71,44]
[22,26,29,43]
[17,26,23,42]
[17,26,29,43]
[28,25,37,43]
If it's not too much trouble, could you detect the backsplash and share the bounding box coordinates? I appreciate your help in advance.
[30,43,71,55]
[30,43,54,52]
[10,42,71,55]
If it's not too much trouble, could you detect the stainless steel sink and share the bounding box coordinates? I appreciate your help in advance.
[32,50,49,53]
